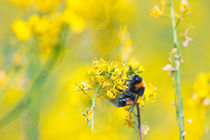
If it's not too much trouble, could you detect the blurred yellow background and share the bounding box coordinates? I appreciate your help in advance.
[0,0,209,140]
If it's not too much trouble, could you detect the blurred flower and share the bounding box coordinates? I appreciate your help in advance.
[10,0,31,8]
[141,84,157,103]
[33,0,61,13]
[182,131,187,136]
[180,0,189,11]
[63,9,86,33]
[162,64,175,72]
[142,124,150,135]
[186,119,192,123]
[183,36,193,47]
[0,70,8,88]
[180,26,194,47]
[124,114,135,127]
[151,5,162,18]
[12,53,24,66]
[12,20,31,41]
[188,73,210,109]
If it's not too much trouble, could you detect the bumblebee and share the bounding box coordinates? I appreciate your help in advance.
[111,75,145,110]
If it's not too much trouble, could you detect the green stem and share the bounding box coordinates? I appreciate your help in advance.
[169,0,185,140]
[0,40,39,100]
[0,25,68,129]
[91,87,100,132]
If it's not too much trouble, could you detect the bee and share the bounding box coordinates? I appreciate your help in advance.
[111,75,145,113]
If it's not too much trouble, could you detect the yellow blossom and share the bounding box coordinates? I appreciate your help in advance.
[151,5,162,18]
[63,9,86,33]
[142,124,150,135]
[12,20,31,41]
[180,0,189,11]
[33,0,61,13]
[0,70,7,88]
[10,0,32,8]
[124,114,135,128]
[78,58,157,107]
[190,73,210,108]
[28,14,40,29]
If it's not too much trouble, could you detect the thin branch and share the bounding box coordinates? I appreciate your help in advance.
[91,87,100,132]
[137,103,143,140]
[75,83,92,101]
[169,0,185,140]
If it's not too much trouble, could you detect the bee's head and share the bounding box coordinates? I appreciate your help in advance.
[132,75,143,84]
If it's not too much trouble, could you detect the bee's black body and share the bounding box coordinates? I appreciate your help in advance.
[111,75,145,107]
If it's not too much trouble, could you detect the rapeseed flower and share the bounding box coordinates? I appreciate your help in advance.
[189,73,210,108]
[180,0,190,11]
[80,58,144,99]
[0,70,7,88]
[77,58,157,135]
[151,5,162,18]
[12,20,31,41]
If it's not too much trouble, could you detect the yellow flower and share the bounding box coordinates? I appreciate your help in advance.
[33,0,61,13]
[189,73,210,108]
[77,82,90,92]
[63,9,86,33]
[28,14,40,29]
[0,70,7,88]
[137,84,157,104]
[12,20,31,41]
[194,73,209,98]
[142,124,150,135]
[151,5,162,18]
[10,0,31,8]
[124,114,135,128]
[180,0,189,11]
[106,90,115,99]
[33,16,50,35]
[79,58,149,101]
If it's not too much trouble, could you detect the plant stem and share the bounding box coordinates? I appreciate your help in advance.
[0,25,68,128]
[91,87,100,132]
[137,103,143,140]
[169,0,185,140]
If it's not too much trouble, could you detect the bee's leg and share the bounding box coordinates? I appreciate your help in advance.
[128,95,139,117]
[124,90,133,96]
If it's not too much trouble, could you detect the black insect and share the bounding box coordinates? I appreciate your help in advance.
[111,75,145,113]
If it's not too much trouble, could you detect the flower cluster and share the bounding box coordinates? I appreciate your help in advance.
[151,0,191,18]
[151,1,166,18]
[11,0,67,57]
[77,58,157,133]
[188,73,210,108]
[11,0,135,57]
[153,0,193,76]
[77,58,144,100]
